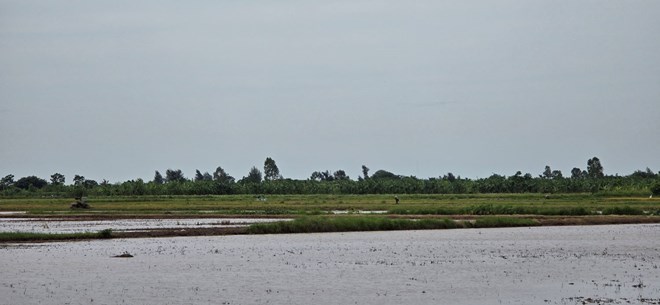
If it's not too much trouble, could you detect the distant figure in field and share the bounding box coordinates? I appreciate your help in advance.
[395,196,400,204]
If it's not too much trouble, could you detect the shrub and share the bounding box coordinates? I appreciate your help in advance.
[651,183,660,196]
[98,229,113,238]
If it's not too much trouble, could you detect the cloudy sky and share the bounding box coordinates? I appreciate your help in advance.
[1,1,659,183]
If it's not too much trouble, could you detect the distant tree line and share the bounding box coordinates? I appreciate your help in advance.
[2,156,660,197]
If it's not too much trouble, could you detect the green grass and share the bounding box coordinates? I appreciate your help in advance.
[389,205,592,216]
[1,193,658,217]
[0,229,113,242]
[246,215,544,234]
[246,216,459,234]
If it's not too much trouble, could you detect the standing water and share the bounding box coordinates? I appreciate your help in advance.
[1,224,659,305]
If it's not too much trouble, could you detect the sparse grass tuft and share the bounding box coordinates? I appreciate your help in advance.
[601,206,644,215]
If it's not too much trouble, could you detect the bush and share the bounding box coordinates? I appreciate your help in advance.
[98,229,113,238]
[651,183,660,196]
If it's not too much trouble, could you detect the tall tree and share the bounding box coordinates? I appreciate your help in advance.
[73,175,86,186]
[362,165,370,180]
[195,170,205,181]
[571,167,582,179]
[333,170,349,181]
[154,171,164,184]
[551,170,563,179]
[310,171,324,181]
[1,174,15,189]
[242,166,262,184]
[50,173,65,185]
[165,169,186,183]
[587,157,604,178]
[213,166,235,184]
[263,157,281,181]
[542,166,553,179]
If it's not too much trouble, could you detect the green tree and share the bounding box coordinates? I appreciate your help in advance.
[73,175,86,186]
[651,183,660,196]
[195,170,212,181]
[551,170,563,179]
[83,179,99,188]
[213,166,235,184]
[154,171,164,184]
[14,176,48,189]
[50,173,65,185]
[310,171,323,181]
[333,170,349,181]
[310,170,335,181]
[571,168,582,179]
[371,170,398,180]
[242,166,262,184]
[0,174,14,190]
[361,165,370,180]
[587,157,604,178]
[264,157,281,181]
[165,169,186,183]
[542,166,553,179]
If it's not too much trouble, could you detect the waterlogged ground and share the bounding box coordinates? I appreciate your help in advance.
[0,218,290,234]
[1,225,659,305]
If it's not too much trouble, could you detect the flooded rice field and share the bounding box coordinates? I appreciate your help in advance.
[1,224,659,305]
[0,218,290,234]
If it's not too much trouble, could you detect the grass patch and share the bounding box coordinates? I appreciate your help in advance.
[601,206,644,215]
[247,216,459,234]
[0,229,113,242]
[389,205,591,216]
[471,217,540,228]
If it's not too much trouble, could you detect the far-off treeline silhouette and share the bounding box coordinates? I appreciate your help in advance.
[2,157,660,197]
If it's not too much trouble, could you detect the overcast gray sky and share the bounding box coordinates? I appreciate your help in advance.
[1,1,659,183]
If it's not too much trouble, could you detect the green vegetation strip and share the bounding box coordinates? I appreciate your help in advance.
[388,204,652,216]
[0,229,112,242]
[246,216,540,234]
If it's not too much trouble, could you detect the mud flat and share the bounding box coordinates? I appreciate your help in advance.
[1,224,659,305]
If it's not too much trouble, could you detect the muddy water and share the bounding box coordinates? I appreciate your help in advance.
[1,225,659,305]
[0,218,290,233]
